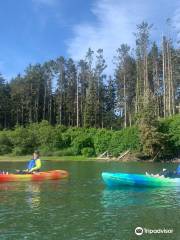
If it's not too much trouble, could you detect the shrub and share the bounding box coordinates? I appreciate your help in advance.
[72,135,94,154]
[37,121,56,148]
[55,124,67,133]
[3,116,180,159]
[39,146,54,156]
[81,147,95,157]
[61,133,72,148]
[12,146,27,156]
[93,129,112,154]
[0,132,12,155]
[9,125,38,153]
[162,115,180,147]
[108,127,140,157]
[53,147,77,156]
[0,145,12,155]
[65,127,85,140]
[159,115,180,158]
[0,132,12,146]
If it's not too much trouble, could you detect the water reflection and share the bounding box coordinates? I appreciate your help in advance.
[101,187,180,209]
[0,182,42,209]
[25,183,42,209]
[0,183,17,191]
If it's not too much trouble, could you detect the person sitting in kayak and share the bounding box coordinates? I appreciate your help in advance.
[146,168,166,178]
[176,164,180,176]
[146,165,180,178]
[16,150,41,174]
[159,169,175,178]
[159,165,180,178]
[26,150,41,173]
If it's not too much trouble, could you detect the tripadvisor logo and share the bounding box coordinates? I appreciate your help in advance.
[135,226,173,236]
[135,227,143,236]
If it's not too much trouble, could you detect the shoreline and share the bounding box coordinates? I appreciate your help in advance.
[0,155,96,162]
[96,157,180,163]
[0,154,180,163]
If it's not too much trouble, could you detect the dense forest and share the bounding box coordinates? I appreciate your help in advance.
[0,21,180,159]
[0,21,180,130]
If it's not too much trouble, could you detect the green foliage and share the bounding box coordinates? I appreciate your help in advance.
[12,146,27,156]
[36,121,56,148]
[0,132,12,155]
[0,115,179,159]
[108,127,140,157]
[161,115,180,147]
[159,115,180,157]
[53,147,77,156]
[0,132,12,146]
[55,125,67,133]
[0,145,12,155]
[61,133,71,148]
[137,91,168,159]
[93,129,113,154]
[81,147,95,157]
[72,135,94,155]
[9,125,38,154]
[39,146,54,156]
[140,125,168,158]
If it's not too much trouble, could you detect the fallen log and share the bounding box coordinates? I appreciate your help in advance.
[118,150,130,160]
[99,151,108,158]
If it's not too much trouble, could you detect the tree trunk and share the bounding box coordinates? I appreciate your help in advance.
[124,74,127,128]
[162,36,166,118]
[43,85,47,120]
[76,76,79,127]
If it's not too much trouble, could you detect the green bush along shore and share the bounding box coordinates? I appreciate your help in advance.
[0,115,180,161]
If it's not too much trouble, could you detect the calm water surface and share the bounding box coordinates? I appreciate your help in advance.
[0,161,180,240]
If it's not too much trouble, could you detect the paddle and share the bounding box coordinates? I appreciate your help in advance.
[15,169,33,174]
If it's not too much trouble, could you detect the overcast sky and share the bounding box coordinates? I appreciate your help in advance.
[0,0,180,79]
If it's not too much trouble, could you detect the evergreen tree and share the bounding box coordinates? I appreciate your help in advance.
[65,58,77,126]
[55,57,66,125]
[135,22,153,112]
[10,74,26,125]
[114,44,136,127]
[94,49,107,127]
[0,19,180,132]
[104,76,116,129]
[0,74,11,128]
[148,42,162,117]
[138,90,167,159]
[84,48,99,127]
[77,60,89,127]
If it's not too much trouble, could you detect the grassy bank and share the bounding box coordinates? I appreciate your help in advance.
[0,155,94,162]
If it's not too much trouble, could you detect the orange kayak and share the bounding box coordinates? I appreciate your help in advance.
[0,170,69,182]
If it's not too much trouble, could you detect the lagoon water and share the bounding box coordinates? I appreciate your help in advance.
[0,161,180,240]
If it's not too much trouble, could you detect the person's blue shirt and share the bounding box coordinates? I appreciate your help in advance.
[176,164,180,175]
[27,159,36,170]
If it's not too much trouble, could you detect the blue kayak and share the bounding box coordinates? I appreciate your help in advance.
[102,172,180,188]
